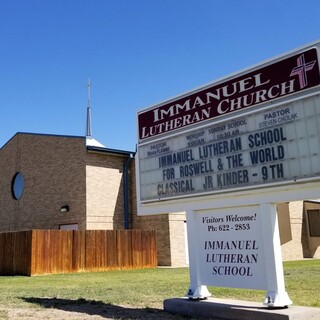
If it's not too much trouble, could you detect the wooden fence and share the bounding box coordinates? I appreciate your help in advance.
[0,229,157,276]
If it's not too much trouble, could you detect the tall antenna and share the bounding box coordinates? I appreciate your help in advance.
[86,79,92,138]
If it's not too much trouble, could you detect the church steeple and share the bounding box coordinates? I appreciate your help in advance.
[85,79,105,148]
[86,79,92,138]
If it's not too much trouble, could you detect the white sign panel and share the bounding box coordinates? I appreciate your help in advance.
[138,95,320,202]
[197,205,266,289]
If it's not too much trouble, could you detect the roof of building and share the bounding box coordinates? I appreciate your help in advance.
[1,132,135,157]
[86,144,135,157]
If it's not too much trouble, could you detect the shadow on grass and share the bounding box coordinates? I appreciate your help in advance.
[21,297,193,319]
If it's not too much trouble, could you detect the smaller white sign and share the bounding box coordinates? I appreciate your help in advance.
[196,205,267,290]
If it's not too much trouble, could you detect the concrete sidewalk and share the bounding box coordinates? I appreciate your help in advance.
[164,297,320,320]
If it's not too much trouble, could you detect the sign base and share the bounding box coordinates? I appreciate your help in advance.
[164,297,320,320]
[186,285,211,300]
[264,290,292,308]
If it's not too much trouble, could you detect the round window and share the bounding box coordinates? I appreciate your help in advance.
[12,172,24,200]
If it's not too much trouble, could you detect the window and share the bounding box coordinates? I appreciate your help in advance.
[307,210,320,237]
[11,172,24,200]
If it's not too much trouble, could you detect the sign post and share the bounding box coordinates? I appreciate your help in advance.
[260,203,292,307]
[136,41,320,308]
[185,210,212,300]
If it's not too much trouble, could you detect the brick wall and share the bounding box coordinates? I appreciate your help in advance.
[0,133,87,231]
[280,201,306,260]
[303,201,320,259]
[0,134,134,233]
[85,151,127,230]
[168,213,188,267]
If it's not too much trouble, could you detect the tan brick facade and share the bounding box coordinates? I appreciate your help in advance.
[86,152,127,230]
[278,201,320,261]
[168,213,188,267]
[302,201,320,259]
[0,133,135,232]
[0,134,87,231]
[278,202,305,260]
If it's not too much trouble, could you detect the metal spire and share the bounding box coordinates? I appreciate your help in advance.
[86,79,92,138]
[85,79,106,148]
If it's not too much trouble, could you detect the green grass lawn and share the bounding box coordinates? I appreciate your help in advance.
[0,260,319,311]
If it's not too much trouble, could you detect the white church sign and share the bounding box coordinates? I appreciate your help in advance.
[136,41,320,307]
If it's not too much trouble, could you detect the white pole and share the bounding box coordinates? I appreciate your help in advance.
[260,203,292,307]
[186,210,211,299]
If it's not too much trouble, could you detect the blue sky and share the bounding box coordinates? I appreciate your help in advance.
[1,0,320,151]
